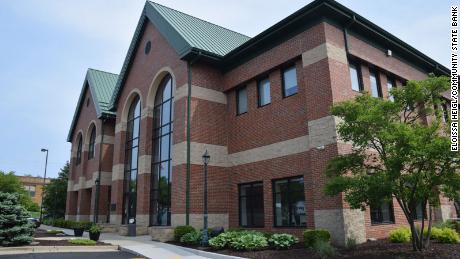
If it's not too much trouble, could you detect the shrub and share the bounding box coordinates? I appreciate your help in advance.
[268,234,298,250]
[346,237,357,250]
[174,225,196,242]
[312,240,336,257]
[89,224,102,234]
[180,230,202,245]
[0,192,35,246]
[230,232,268,251]
[434,228,460,244]
[303,229,331,248]
[68,239,97,245]
[388,227,411,243]
[208,231,241,249]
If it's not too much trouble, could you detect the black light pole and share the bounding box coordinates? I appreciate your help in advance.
[40,148,48,222]
[201,150,210,246]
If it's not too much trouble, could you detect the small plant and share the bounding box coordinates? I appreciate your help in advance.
[89,224,102,234]
[180,230,202,245]
[345,237,357,250]
[434,228,460,244]
[312,240,336,257]
[208,231,241,249]
[174,225,196,242]
[230,232,268,251]
[68,239,97,245]
[388,227,411,243]
[268,233,298,250]
[303,229,331,248]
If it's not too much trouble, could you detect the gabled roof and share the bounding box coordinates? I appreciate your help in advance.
[67,69,118,142]
[109,0,449,110]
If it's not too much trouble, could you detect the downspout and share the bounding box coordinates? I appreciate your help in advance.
[186,51,202,225]
[94,117,106,223]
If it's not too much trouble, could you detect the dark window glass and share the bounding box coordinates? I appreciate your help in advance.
[370,201,395,224]
[258,78,271,106]
[273,177,306,227]
[236,87,247,115]
[122,96,141,224]
[239,182,264,227]
[150,75,174,226]
[76,135,82,165]
[282,66,298,97]
[370,69,382,98]
[349,62,363,92]
[442,103,449,122]
[88,127,96,160]
[387,77,395,101]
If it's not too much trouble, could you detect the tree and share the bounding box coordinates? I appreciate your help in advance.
[42,162,69,219]
[324,75,460,251]
[0,192,35,246]
[0,171,38,212]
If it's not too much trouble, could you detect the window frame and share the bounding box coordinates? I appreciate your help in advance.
[370,201,395,225]
[76,135,82,165]
[369,68,383,98]
[272,175,306,228]
[386,76,396,101]
[238,181,264,228]
[236,86,248,115]
[88,127,96,160]
[281,65,298,98]
[257,77,271,107]
[348,60,364,92]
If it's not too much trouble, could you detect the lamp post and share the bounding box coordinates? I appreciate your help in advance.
[201,150,210,246]
[40,148,48,222]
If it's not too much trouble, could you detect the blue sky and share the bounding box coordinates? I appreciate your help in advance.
[0,0,453,178]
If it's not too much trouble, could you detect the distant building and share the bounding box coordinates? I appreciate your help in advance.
[18,176,51,206]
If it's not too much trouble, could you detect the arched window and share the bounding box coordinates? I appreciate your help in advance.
[150,75,173,226]
[76,135,83,165]
[88,127,96,160]
[122,96,141,224]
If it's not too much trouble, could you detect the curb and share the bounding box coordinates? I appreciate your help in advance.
[0,245,119,255]
[119,246,150,259]
[159,243,247,259]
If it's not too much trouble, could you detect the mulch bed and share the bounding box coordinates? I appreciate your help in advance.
[34,229,70,238]
[170,240,460,259]
[32,229,109,246]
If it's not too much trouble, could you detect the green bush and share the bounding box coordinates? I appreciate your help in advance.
[208,231,241,249]
[180,230,202,245]
[268,233,298,250]
[68,239,97,245]
[388,227,411,243]
[174,225,196,242]
[346,237,357,250]
[70,221,92,230]
[230,232,268,251]
[433,228,460,243]
[312,240,336,257]
[303,229,331,248]
[89,224,102,234]
[0,192,35,246]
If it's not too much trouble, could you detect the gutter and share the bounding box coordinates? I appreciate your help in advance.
[185,51,203,225]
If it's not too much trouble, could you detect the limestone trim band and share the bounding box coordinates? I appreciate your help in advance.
[302,42,347,67]
[175,84,227,104]
[67,171,112,191]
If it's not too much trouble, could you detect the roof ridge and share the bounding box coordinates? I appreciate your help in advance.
[147,1,251,39]
[88,68,119,76]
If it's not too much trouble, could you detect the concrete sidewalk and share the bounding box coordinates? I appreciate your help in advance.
[39,225,242,259]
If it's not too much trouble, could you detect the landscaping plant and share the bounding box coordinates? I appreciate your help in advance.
[0,192,35,246]
[268,233,298,250]
[68,239,97,245]
[303,229,331,248]
[323,75,460,251]
[230,232,268,251]
[89,224,103,241]
[312,240,336,257]
[388,227,411,243]
[180,230,202,245]
[174,225,196,242]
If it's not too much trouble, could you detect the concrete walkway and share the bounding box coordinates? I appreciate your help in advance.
[39,225,241,259]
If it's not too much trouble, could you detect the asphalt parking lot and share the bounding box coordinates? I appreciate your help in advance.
[0,251,145,259]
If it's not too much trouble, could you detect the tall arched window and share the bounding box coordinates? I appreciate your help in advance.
[76,135,83,165]
[88,127,96,160]
[150,75,173,226]
[123,96,141,224]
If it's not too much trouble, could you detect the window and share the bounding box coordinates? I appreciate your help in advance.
[282,66,298,97]
[236,87,248,115]
[258,78,271,106]
[349,61,363,92]
[442,103,449,122]
[88,127,96,160]
[387,77,395,101]
[239,182,264,227]
[369,69,382,98]
[273,177,306,227]
[122,95,141,224]
[150,75,174,226]
[24,185,36,197]
[370,201,395,224]
[76,135,82,165]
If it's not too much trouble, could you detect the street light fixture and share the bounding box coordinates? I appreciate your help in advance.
[39,148,48,222]
[201,150,210,246]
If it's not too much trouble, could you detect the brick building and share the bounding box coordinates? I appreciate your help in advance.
[65,0,454,244]
[18,175,51,206]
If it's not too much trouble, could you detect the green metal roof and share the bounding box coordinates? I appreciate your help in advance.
[67,69,118,142]
[148,1,250,57]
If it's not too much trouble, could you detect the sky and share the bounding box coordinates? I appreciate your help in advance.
[0,0,454,178]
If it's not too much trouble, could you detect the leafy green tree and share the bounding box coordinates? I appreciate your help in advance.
[0,192,35,246]
[324,75,460,251]
[0,171,38,212]
[42,162,69,219]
